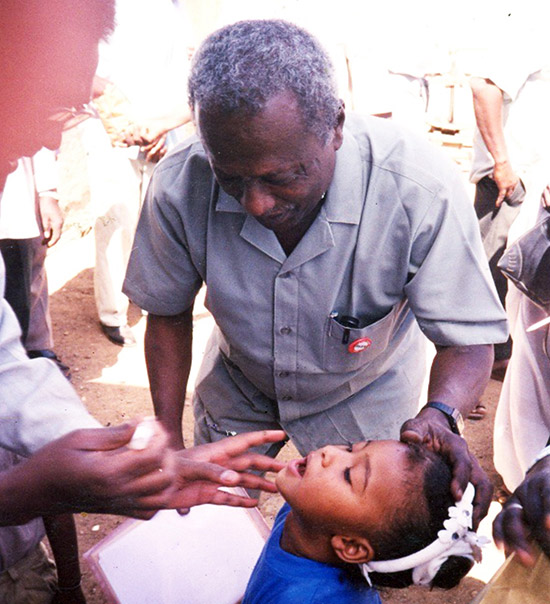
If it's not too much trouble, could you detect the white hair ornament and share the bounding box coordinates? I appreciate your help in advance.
[360,483,489,586]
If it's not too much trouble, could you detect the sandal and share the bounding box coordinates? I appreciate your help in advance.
[468,403,487,421]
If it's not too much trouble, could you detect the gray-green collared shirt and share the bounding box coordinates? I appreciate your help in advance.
[124,114,508,436]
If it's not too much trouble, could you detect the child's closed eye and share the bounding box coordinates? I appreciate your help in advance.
[344,467,351,484]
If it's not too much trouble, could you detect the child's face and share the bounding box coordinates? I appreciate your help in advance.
[276,440,423,535]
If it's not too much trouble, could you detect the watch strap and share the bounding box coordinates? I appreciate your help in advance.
[422,402,464,435]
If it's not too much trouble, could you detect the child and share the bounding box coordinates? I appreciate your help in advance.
[243,440,485,603]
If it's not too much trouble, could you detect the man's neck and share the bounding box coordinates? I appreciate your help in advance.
[274,195,325,255]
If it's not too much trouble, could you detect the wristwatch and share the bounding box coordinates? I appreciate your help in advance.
[422,402,464,436]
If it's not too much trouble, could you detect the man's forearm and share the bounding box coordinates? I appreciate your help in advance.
[0,461,58,525]
[471,77,509,165]
[470,77,518,201]
[145,308,194,449]
[426,344,494,418]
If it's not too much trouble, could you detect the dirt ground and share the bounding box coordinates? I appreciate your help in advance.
[47,128,507,604]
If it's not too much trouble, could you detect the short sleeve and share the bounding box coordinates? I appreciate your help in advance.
[404,172,508,346]
[469,42,547,101]
[123,148,209,315]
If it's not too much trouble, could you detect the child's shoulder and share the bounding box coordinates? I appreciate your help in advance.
[243,504,381,604]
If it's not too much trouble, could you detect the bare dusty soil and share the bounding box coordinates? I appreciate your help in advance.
[47,128,506,604]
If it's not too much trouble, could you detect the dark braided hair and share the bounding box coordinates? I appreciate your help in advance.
[349,443,474,589]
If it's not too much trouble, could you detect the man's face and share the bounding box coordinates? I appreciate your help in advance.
[276,440,425,535]
[195,91,344,236]
[0,33,98,186]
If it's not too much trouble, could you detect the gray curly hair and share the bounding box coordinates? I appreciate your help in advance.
[188,19,341,142]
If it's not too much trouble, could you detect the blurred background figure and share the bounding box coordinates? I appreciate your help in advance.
[0,148,70,378]
[468,17,550,385]
[80,0,192,347]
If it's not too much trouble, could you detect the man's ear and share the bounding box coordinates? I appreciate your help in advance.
[331,534,374,564]
[332,100,345,150]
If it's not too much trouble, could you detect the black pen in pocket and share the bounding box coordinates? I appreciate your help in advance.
[339,315,360,344]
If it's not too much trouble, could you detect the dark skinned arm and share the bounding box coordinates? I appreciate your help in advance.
[401,344,494,528]
[145,307,194,450]
[426,344,493,414]
[493,455,550,566]
[0,422,176,525]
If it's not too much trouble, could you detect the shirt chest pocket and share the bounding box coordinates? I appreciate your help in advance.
[321,300,408,372]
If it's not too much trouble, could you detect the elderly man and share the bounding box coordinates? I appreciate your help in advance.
[0,0,284,522]
[125,20,508,522]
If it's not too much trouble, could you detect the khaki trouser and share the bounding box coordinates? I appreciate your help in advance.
[0,543,57,604]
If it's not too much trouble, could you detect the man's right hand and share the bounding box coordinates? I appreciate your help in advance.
[492,160,519,207]
[401,412,493,529]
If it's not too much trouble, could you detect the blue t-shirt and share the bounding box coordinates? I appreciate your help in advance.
[242,504,382,604]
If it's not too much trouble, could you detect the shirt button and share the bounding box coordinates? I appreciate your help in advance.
[278,371,290,378]
[280,326,292,335]
[281,395,293,401]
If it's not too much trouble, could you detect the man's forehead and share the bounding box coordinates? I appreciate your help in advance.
[197,91,306,132]
[197,103,322,166]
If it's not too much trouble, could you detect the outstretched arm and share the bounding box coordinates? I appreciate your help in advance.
[401,344,494,528]
[0,422,286,525]
[145,308,194,449]
[493,455,550,566]
[470,76,518,206]
[0,420,176,525]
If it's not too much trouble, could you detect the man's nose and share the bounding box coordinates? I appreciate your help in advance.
[241,181,276,217]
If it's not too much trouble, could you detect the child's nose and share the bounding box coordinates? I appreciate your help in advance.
[321,445,342,467]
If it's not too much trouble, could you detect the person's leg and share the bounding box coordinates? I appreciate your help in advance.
[81,118,140,345]
[22,236,71,378]
[24,236,53,351]
[0,238,31,339]
[475,176,524,373]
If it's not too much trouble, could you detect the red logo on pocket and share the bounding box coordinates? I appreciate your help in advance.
[348,337,372,354]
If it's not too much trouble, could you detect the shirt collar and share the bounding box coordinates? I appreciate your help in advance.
[322,126,364,225]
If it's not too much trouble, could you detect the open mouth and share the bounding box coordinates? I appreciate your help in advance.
[287,455,309,479]
[298,458,308,476]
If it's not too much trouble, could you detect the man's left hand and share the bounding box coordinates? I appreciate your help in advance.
[400,413,493,529]
[169,430,287,511]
